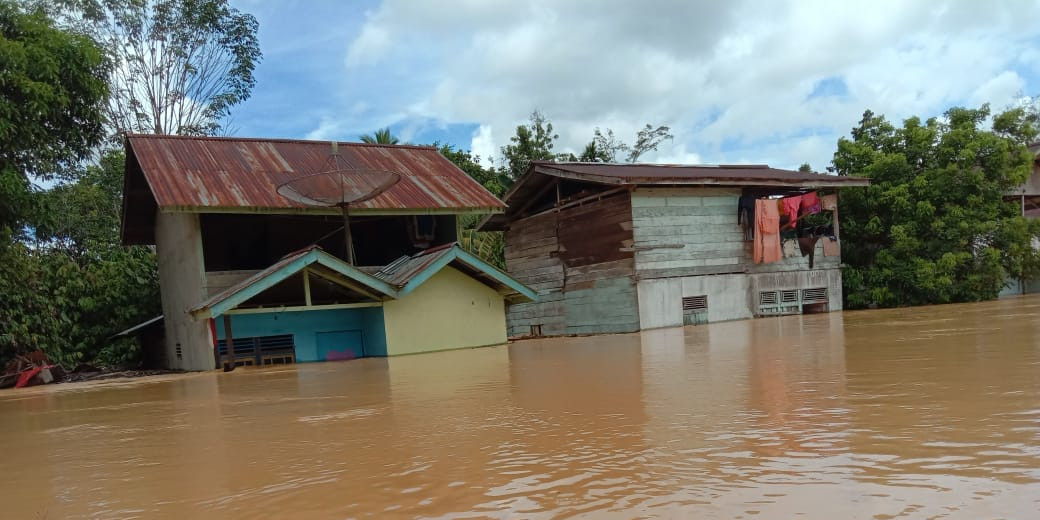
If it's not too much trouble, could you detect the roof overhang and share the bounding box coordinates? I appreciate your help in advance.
[479,162,870,231]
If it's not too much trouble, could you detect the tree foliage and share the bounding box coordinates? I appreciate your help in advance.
[359,127,399,145]
[626,124,673,162]
[834,106,1040,308]
[433,142,505,268]
[579,128,629,162]
[501,111,559,181]
[0,0,108,233]
[63,0,261,136]
[1,149,161,367]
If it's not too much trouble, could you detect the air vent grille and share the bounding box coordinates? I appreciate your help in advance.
[682,295,708,311]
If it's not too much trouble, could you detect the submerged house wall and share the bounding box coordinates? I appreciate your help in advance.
[631,187,843,329]
[504,191,639,336]
[215,306,387,361]
[382,266,507,355]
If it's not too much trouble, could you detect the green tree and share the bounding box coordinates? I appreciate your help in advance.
[0,0,108,235]
[59,0,261,136]
[3,151,161,367]
[798,163,813,172]
[436,143,503,197]
[579,128,628,162]
[501,110,559,181]
[834,106,1040,308]
[626,124,673,162]
[360,127,400,144]
[433,142,505,267]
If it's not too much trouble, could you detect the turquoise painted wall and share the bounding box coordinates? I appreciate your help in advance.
[215,307,387,361]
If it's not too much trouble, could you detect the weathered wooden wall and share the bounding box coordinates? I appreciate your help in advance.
[503,192,639,336]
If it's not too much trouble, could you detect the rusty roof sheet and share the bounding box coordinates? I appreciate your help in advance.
[478,161,869,230]
[125,134,504,213]
[529,161,870,187]
[372,242,456,287]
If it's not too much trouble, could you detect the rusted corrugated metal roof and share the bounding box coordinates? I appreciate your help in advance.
[125,134,504,213]
[478,161,869,230]
[372,242,456,287]
[531,161,870,188]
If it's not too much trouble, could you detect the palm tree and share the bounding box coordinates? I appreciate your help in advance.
[359,127,399,144]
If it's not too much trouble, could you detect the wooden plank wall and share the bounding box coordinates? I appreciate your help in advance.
[503,191,639,336]
[631,187,840,279]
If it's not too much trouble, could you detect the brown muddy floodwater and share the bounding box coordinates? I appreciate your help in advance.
[3,297,1040,519]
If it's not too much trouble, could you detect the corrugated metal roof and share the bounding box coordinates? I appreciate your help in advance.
[373,242,456,287]
[530,161,870,188]
[125,134,504,213]
[479,161,869,230]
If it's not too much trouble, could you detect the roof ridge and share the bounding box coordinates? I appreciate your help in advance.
[125,133,437,151]
[542,161,774,170]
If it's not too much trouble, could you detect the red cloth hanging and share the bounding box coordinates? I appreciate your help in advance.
[754,199,782,264]
[781,195,801,229]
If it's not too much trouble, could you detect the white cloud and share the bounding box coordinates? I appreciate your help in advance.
[303,0,1040,170]
[470,124,496,166]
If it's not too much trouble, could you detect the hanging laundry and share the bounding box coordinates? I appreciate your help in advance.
[737,194,756,241]
[754,198,782,264]
[821,193,837,211]
[800,191,821,216]
[783,239,800,258]
[798,236,823,269]
[781,195,801,229]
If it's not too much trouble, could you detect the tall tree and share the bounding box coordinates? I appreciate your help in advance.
[501,111,559,181]
[62,0,261,136]
[5,151,161,366]
[359,127,400,144]
[626,124,673,162]
[0,0,108,235]
[834,106,1040,308]
[579,128,629,162]
[0,1,115,364]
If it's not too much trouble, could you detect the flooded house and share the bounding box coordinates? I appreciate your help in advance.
[120,135,535,371]
[1002,140,1040,296]
[478,162,869,336]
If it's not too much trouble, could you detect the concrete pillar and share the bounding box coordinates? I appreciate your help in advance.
[155,212,213,371]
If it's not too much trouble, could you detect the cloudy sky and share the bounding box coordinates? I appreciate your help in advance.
[230,0,1040,171]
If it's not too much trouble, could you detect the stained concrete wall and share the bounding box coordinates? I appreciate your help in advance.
[637,269,843,330]
[155,212,213,370]
[382,266,507,355]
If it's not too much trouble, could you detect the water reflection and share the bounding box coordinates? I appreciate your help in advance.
[2,297,1040,518]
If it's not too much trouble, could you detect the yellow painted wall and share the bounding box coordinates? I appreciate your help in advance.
[383,266,507,355]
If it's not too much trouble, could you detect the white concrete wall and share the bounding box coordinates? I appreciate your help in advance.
[637,268,843,330]
[155,212,213,370]
[638,273,753,329]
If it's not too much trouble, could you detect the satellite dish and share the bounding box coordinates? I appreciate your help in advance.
[277,142,402,265]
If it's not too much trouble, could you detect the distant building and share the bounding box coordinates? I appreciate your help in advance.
[121,135,534,371]
[1001,141,1040,296]
[479,162,868,336]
